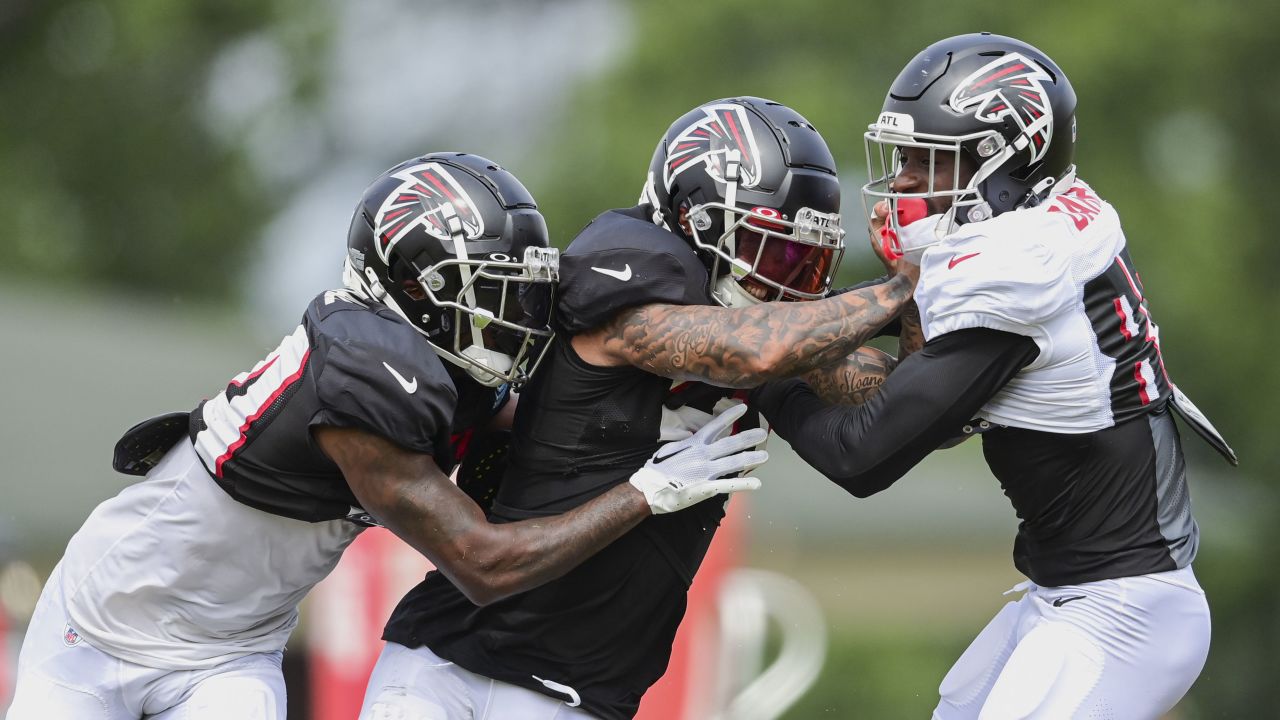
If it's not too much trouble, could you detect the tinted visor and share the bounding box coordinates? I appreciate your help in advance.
[734,223,835,299]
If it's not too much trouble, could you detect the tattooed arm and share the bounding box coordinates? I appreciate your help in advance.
[799,346,898,406]
[572,272,916,386]
[897,300,925,361]
[315,425,651,606]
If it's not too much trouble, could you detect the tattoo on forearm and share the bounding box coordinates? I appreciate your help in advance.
[602,274,915,386]
[801,347,898,405]
[898,300,925,360]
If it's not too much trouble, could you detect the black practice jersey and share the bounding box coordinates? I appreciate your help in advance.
[185,289,506,523]
[383,207,750,719]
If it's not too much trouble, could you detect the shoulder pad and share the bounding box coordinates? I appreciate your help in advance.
[558,209,711,333]
[306,294,457,455]
[918,232,1073,343]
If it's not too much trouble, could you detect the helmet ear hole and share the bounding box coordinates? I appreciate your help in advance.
[387,256,412,284]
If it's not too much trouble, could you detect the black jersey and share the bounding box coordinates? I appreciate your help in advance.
[184,289,505,523]
[383,207,747,719]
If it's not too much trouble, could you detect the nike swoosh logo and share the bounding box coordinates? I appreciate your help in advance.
[382,361,418,394]
[652,444,691,464]
[948,252,981,270]
[591,264,632,281]
[532,675,581,707]
[1051,594,1087,608]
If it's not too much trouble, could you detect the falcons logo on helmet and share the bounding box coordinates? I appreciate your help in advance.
[373,162,485,262]
[663,103,762,192]
[949,53,1054,165]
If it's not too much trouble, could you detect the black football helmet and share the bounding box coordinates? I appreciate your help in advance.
[864,33,1078,252]
[344,153,558,388]
[641,97,845,307]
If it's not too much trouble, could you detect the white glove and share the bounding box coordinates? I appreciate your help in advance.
[629,403,768,514]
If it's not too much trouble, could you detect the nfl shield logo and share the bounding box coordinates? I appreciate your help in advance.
[62,623,82,647]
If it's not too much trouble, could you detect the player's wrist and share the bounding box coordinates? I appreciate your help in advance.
[617,475,657,515]
[628,466,672,514]
[887,270,917,296]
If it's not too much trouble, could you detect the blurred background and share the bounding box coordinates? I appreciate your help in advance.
[2,0,1276,717]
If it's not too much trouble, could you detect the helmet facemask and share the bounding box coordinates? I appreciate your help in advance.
[405,205,557,388]
[684,151,845,306]
[415,240,558,388]
[862,123,995,258]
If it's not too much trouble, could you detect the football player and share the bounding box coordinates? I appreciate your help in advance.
[751,34,1238,719]
[3,153,768,720]
[360,99,919,719]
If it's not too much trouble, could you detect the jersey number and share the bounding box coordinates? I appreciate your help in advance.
[192,326,312,477]
[1087,253,1170,416]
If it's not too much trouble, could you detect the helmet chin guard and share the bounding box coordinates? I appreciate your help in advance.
[712,274,762,309]
[460,344,515,387]
[873,198,937,263]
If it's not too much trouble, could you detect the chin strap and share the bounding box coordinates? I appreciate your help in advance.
[640,172,670,231]
[341,257,375,301]
[881,198,942,262]
[720,150,742,260]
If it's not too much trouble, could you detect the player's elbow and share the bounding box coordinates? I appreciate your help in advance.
[413,533,509,607]
[455,580,505,607]
[458,569,541,607]
[809,456,893,498]
[829,466,896,499]
[838,480,883,499]
[450,545,533,607]
[449,560,515,607]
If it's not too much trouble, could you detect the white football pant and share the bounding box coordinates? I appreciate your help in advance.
[5,562,286,720]
[933,565,1210,720]
[360,641,599,720]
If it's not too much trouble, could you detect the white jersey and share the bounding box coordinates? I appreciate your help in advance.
[58,439,362,670]
[915,179,1168,433]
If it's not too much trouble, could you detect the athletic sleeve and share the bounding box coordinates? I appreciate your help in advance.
[749,328,1039,498]
[305,296,458,457]
[557,208,711,333]
[916,234,1075,355]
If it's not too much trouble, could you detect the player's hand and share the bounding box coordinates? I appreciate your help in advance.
[870,200,921,285]
[629,403,768,514]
